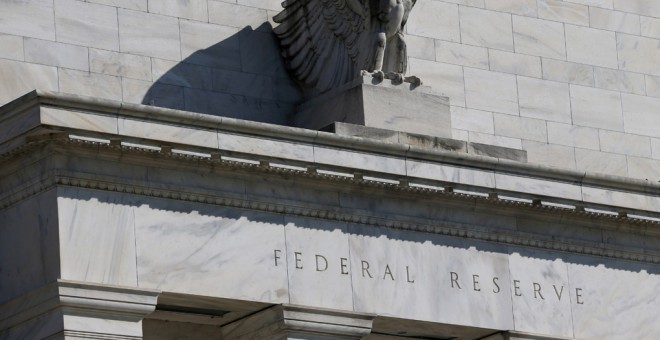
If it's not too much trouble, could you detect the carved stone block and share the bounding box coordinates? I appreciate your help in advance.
[290,76,452,138]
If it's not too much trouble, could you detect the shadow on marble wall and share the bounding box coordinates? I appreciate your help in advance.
[62,187,659,276]
[142,24,303,126]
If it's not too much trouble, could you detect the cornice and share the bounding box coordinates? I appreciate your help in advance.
[1,137,659,265]
[2,90,658,196]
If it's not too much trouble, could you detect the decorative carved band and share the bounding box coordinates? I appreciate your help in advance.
[1,137,658,265]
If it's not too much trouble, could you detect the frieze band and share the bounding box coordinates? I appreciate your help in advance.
[274,250,585,304]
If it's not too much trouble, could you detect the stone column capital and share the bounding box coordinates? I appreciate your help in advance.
[0,280,160,339]
[221,304,375,339]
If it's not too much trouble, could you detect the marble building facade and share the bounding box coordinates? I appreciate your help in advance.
[0,0,659,339]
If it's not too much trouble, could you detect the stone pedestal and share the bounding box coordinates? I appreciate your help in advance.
[290,76,452,138]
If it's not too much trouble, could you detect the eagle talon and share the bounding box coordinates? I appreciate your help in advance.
[385,72,404,84]
[404,75,422,86]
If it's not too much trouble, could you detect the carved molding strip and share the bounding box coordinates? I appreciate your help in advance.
[1,138,659,265]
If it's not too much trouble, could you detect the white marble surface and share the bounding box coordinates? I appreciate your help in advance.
[539,0,589,26]
[494,114,547,143]
[489,50,541,78]
[621,93,660,139]
[119,118,219,149]
[566,25,618,69]
[0,190,59,304]
[315,146,406,175]
[90,48,152,81]
[459,6,513,51]
[284,217,353,310]
[58,188,138,286]
[55,0,120,51]
[0,0,55,41]
[464,68,519,116]
[617,33,660,77]
[575,148,628,177]
[508,248,574,338]
[513,16,566,59]
[348,224,514,330]
[24,38,89,72]
[406,0,460,42]
[547,122,600,150]
[406,159,495,188]
[0,34,23,62]
[590,7,640,35]
[59,69,123,102]
[568,255,660,339]
[0,0,659,177]
[41,106,118,134]
[133,197,289,302]
[149,0,209,22]
[219,131,314,162]
[541,58,594,86]
[485,0,537,17]
[570,85,623,131]
[118,9,181,61]
[0,59,58,106]
[518,76,571,123]
[494,173,582,201]
[581,185,660,212]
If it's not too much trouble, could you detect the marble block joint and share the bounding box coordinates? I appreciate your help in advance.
[291,76,452,138]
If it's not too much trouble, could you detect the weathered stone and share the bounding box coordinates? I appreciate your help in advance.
[513,16,566,59]
[518,76,571,123]
[0,59,58,106]
[594,67,646,95]
[55,0,119,51]
[617,33,660,77]
[570,85,623,131]
[459,6,513,51]
[148,0,209,21]
[90,49,151,81]
[435,41,488,70]
[292,77,451,138]
[489,50,542,78]
[589,7,640,35]
[0,34,24,61]
[59,69,122,102]
[565,25,618,69]
[465,68,518,116]
[538,0,589,26]
[24,38,89,71]
[407,1,460,42]
[541,58,594,86]
[467,143,527,162]
[494,114,547,143]
[485,0,537,17]
[409,59,465,107]
[0,0,54,41]
[118,9,181,61]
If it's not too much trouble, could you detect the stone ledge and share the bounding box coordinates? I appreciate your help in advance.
[1,91,660,217]
[328,122,527,162]
[291,76,452,138]
[1,90,656,197]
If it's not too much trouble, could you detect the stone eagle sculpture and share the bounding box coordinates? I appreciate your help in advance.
[273,0,420,96]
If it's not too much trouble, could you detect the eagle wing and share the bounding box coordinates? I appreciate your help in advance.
[273,0,371,95]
